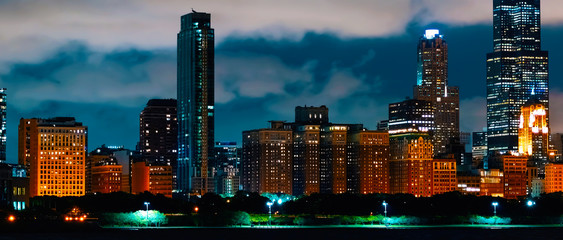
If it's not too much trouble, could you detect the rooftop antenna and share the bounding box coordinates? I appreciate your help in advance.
[192,8,197,13]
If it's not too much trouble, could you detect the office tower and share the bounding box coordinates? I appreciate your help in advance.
[0,88,5,162]
[242,121,293,195]
[431,158,457,195]
[518,99,549,172]
[214,141,241,197]
[472,132,488,161]
[140,99,178,188]
[356,131,390,194]
[501,155,527,199]
[388,99,434,136]
[177,11,215,195]
[486,0,549,154]
[413,29,460,156]
[389,133,434,197]
[320,125,350,194]
[19,117,87,197]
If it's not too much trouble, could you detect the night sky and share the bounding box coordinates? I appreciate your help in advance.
[2,0,563,163]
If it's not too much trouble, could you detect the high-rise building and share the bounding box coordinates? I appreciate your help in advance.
[214,141,241,196]
[431,158,457,195]
[413,29,460,156]
[86,153,121,194]
[140,99,178,188]
[518,99,549,172]
[293,125,321,195]
[479,169,504,197]
[242,121,293,195]
[472,132,488,162]
[177,11,215,195]
[356,131,390,194]
[389,133,434,197]
[486,0,549,154]
[0,88,5,162]
[388,99,434,136]
[501,154,527,199]
[19,117,87,197]
[131,161,173,198]
[545,163,563,193]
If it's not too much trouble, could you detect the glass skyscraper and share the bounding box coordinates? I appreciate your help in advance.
[486,0,548,154]
[177,11,215,195]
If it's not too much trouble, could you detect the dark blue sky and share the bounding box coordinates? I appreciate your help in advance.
[1,1,563,163]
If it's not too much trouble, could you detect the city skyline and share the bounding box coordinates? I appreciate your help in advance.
[4,1,563,163]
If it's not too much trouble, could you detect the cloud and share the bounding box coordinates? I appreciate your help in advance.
[0,42,176,111]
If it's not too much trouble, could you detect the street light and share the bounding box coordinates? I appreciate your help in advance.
[267,202,273,225]
[382,200,388,218]
[526,200,536,207]
[144,202,150,225]
[492,202,498,217]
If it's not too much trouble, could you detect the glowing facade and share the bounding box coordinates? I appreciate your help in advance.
[431,158,457,195]
[242,121,293,195]
[177,11,215,195]
[357,131,390,194]
[91,164,122,194]
[19,118,87,197]
[486,0,549,153]
[390,134,434,197]
[545,163,563,193]
[518,100,549,171]
[414,30,460,156]
[502,154,527,199]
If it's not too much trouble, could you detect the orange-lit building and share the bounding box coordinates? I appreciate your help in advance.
[242,121,293,195]
[545,163,563,193]
[91,164,122,194]
[518,99,549,172]
[19,118,87,197]
[292,125,321,195]
[322,125,349,194]
[431,158,457,195]
[390,134,433,197]
[479,169,504,197]
[502,154,527,199]
[131,161,172,198]
[357,131,389,194]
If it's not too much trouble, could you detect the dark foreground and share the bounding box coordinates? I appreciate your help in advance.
[1,225,563,240]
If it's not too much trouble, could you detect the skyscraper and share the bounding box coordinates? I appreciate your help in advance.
[413,29,460,156]
[486,0,548,154]
[518,99,549,172]
[140,99,177,187]
[0,88,6,162]
[177,11,215,195]
[18,117,87,197]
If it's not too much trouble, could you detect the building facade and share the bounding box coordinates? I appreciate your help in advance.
[413,29,460,156]
[356,131,390,194]
[486,0,549,154]
[545,163,563,193]
[19,117,87,197]
[501,154,527,199]
[431,158,457,195]
[388,99,434,136]
[518,99,549,172]
[242,121,293,195]
[390,134,434,197]
[177,11,215,195]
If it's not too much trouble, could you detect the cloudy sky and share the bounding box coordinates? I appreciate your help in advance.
[2,0,563,162]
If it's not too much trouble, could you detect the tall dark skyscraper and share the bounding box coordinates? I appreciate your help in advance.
[140,99,178,187]
[177,11,215,195]
[486,0,548,154]
[413,29,460,156]
[0,88,5,162]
